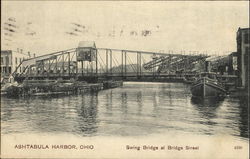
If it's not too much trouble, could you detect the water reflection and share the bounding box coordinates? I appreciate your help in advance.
[151,92,159,118]
[77,93,98,136]
[191,97,222,129]
[238,96,249,138]
[104,90,113,116]
[121,92,128,114]
[192,96,224,104]
[136,91,143,116]
[1,82,248,140]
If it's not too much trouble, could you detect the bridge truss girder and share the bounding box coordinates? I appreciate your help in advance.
[12,47,209,82]
[143,54,209,74]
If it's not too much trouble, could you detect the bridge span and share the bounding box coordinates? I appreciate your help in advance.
[11,41,210,83]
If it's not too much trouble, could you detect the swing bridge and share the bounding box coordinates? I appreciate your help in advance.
[12,42,210,83]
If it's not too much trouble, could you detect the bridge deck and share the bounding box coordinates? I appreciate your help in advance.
[4,45,235,85]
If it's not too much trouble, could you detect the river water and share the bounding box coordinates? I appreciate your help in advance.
[1,82,249,140]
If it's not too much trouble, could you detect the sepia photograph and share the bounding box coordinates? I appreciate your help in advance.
[1,1,249,158]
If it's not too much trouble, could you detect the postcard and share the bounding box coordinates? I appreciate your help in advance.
[1,1,249,158]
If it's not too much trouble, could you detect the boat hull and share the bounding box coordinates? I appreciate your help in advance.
[191,78,226,98]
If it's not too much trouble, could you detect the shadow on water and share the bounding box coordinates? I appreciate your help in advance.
[238,96,249,138]
[191,96,224,120]
[191,97,225,135]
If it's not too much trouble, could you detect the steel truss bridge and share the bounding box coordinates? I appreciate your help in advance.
[12,47,209,83]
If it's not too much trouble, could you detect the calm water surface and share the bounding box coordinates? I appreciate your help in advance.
[1,82,248,140]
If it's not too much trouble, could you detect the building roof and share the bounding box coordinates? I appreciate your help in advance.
[229,52,239,56]
[237,27,250,32]
[78,41,96,48]
[1,50,12,54]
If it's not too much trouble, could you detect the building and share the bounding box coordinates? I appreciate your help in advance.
[1,50,12,78]
[77,41,96,62]
[237,27,249,89]
[1,49,31,83]
[210,52,240,76]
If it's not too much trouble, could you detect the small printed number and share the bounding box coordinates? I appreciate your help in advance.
[234,146,242,149]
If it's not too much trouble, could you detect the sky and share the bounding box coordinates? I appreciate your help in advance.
[1,1,249,56]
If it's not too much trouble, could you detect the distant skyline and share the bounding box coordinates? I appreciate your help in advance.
[1,1,249,56]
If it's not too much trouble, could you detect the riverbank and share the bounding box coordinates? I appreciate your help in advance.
[1,80,123,97]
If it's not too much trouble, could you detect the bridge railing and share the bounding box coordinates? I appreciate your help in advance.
[15,71,197,79]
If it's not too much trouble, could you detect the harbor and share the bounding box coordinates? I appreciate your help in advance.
[1,82,248,139]
[1,32,249,98]
[1,1,249,158]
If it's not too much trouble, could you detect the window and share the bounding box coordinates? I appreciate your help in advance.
[9,67,12,74]
[245,47,249,64]
[15,57,18,65]
[5,56,9,65]
[3,67,6,73]
[244,33,249,44]
[1,57,3,64]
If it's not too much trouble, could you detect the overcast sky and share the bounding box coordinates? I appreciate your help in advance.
[1,1,249,56]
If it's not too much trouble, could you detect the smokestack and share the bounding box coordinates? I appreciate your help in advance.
[33,53,36,57]
[205,61,211,72]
